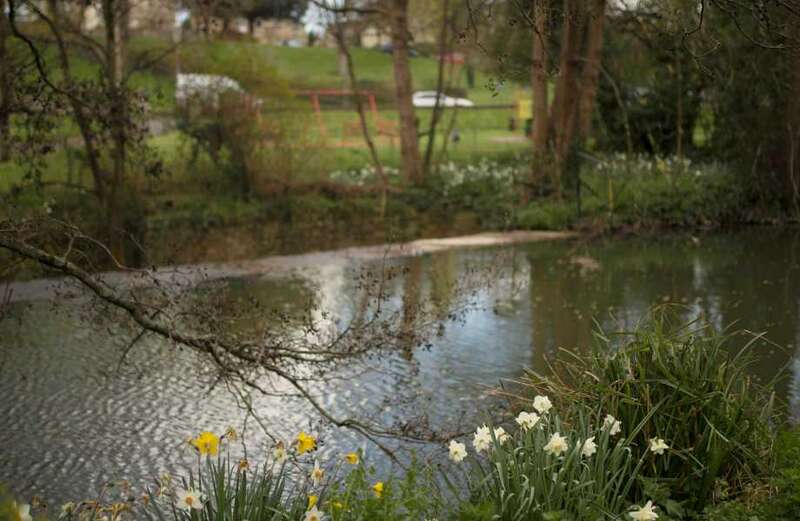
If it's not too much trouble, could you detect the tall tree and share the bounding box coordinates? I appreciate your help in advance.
[7,0,165,259]
[327,1,389,215]
[422,0,450,175]
[386,0,422,183]
[577,0,606,139]
[313,0,423,184]
[0,0,10,161]
[528,0,607,198]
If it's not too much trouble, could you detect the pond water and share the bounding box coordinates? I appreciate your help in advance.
[2,227,800,506]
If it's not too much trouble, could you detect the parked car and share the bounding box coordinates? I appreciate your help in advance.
[412,91,474,108]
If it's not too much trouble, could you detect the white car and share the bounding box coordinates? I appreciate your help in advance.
[412,91,474,108]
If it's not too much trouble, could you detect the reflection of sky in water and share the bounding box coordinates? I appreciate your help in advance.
[1,228,799,504]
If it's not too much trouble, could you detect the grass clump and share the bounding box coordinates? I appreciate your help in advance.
[703,428,800,520]
[521,309,779,514]
[143,456,306,521]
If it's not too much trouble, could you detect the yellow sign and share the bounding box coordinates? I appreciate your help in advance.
[516,98,532,119]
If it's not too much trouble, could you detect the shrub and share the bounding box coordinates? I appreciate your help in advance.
[176,47,314,198]
[703,428,800,521]
[515,201,574,230]
[520,309,778,512]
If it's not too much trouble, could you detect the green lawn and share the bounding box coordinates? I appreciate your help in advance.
[170,39,520,105]
[0,35,531,221]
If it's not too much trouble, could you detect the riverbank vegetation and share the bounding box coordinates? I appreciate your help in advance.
[3,1,800,274]
[2,315,795,521]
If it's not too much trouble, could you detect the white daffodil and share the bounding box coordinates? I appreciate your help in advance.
[14,503,32,521]
[543,432,569,456]
[473,425,492,453]
[649,438,669,455]
[493,426,511,445]
[175,488,205,511]
[272,442,288,464]
[581,436,597,458]
[515,411,540,431]
[629,500,659,520]
[448,440,467,463]
[603,414,622,436]
[303,505,325,521]
[310,460,325,486]
[533,395,553,415]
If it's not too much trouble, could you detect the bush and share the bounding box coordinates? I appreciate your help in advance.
[515,201,574,230]
[520,309,778,513]
[580,155,747,227]
[703,429,800,521]
[176,47,314,198]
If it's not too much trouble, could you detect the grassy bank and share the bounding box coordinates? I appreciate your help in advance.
[1,149,786,275]
[2,313,794,520]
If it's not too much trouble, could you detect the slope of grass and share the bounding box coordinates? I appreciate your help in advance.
[126,35,524,111]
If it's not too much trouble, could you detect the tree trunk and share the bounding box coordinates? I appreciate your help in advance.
[577,0,605,140]
[551,0,583,192]
[103,0,130,258]
[44,0,107,202]
[333,21,389,217]
[0,0,10,161]
[388,0,422,184]
[789,45,800,215]
[530,0,550,197]
[423,0,450,175]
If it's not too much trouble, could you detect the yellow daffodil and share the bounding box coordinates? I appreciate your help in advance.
[191,431,220,456]
[308,495,318,509]
[345,452,359,465]
[332,500,344,509]
[373,481,384,498]
[237,458,249,471]
[296,431,317,454]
